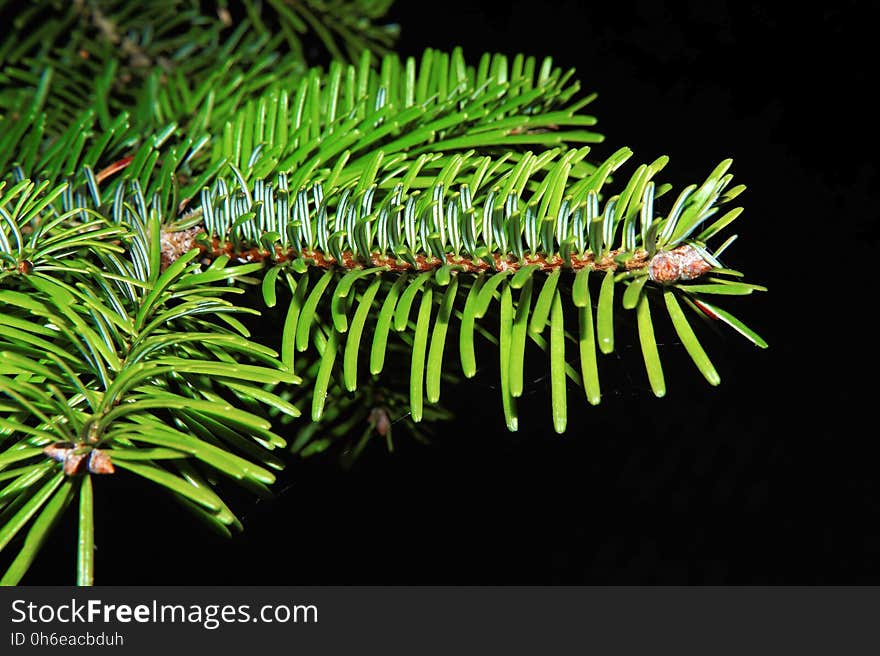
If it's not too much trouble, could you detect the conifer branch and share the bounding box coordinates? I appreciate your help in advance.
[0,1,767,585]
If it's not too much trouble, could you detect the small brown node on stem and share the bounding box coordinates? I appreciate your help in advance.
[648,245,711,283]
[368,407,392,438]
[43,443,115,476]
[87,449,116,475]
[160,226,205,270]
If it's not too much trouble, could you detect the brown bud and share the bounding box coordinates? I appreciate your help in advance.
[43,443,74,462]
[63,452,88,476]
[43,442,115,475]
[648,251,681,282]
[88,449,115,475]
[160,226,204,270]
[369,407,392,438]
[648,245,711,283]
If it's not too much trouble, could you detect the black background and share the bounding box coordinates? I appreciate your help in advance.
[23,1,878,584]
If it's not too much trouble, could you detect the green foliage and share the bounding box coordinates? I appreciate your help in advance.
[0,1,766,584]
[0,0,396,137]
[0,180,294,583]
[190,147,764,437]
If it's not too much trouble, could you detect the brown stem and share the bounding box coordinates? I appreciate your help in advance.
[160,227,711,281]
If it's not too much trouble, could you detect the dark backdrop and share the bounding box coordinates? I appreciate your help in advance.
[24,0,877,584]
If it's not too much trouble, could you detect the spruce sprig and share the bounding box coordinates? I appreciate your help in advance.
[0,1,767,585]
[0,179,295,584]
